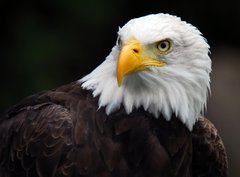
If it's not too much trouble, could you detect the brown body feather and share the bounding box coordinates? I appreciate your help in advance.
[0,82,227,177]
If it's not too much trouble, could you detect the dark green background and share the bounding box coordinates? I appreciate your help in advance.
[1,1,239,176]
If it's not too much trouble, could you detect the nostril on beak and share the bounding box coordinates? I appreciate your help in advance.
[133,48,139,53]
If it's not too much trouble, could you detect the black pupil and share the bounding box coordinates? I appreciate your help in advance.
[160,42,167,49]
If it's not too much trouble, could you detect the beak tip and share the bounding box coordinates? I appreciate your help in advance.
[117,78,122,87]
[117,69,123,87]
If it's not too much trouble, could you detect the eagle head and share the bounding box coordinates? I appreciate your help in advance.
[80,13,211,130]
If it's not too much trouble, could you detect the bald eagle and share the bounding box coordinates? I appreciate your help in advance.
[0,14,227,177]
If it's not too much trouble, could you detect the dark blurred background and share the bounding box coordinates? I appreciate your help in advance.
[0,0,239,176]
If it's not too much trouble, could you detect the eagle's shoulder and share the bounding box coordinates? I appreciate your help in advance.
[0,81,98,177]
[192,117,228,177]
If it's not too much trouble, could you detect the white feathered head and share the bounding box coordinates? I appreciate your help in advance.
[81,13,211,130]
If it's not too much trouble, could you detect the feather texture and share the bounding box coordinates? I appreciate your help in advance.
[0,82,227,177]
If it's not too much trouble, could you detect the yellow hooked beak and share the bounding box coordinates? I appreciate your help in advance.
[117,38,166,86]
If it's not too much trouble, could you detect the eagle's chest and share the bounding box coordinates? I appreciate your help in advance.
[71,101,192,177]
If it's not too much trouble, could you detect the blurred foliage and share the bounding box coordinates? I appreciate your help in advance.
[0,1,240,176]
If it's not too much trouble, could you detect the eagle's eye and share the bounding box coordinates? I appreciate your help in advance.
[157,39,172,53]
